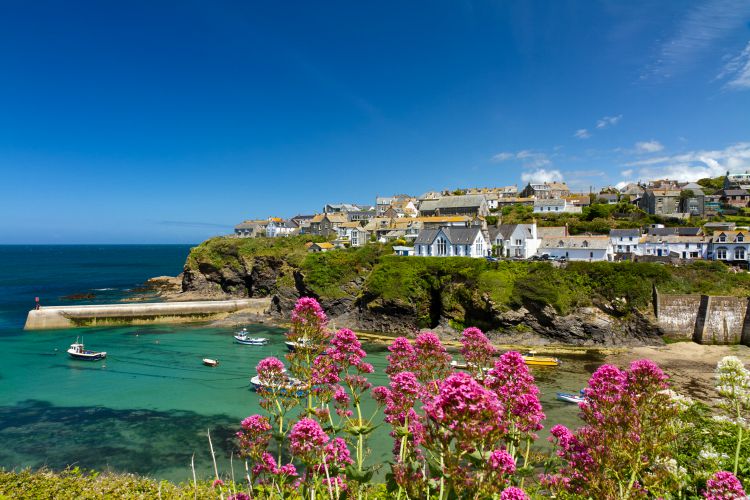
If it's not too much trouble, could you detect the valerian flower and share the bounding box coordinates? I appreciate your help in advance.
[703,471,747,499]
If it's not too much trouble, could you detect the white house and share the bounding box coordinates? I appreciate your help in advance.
[609,229,641,255]
[533,199,583,214]
[413,226,488,258]
[266,219,298,238]
[711,230,750,264]
[538,236,613,261]
[506,224,541,258]
[639,234,710,259]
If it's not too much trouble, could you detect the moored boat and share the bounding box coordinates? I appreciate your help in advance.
[522,351,560,367]
[250,375,307,396]
[67,339,106,361]
[234,332,268,345]
[556,392,585,404]
[203,358,219,367]
[285,338,311,352]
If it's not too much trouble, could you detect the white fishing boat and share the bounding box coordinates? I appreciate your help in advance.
[234,332,268,345]
[250,375,307,396]
[556,392,585,404]
[67,338,106,361]
[203,358,219,367]
[285,338,311,352]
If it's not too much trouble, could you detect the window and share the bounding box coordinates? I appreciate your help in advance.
[738,234,745,242]
[735,248,745,260]
[719,234,727,242]
[558,240,564,247]
[437,237,447,256]
[475,240,483,255]
[685,243,689,248]
[590,251,594,259]
[515,239,522,246]
[716,247,727,260]
[582,240,589,248]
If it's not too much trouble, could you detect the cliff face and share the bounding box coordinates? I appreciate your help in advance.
[179,254,663,346]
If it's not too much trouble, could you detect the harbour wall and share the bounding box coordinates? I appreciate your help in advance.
[655,290,750,345]
[24,299,271,330]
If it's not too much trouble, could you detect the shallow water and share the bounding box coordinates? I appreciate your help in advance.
[0,245,599,482]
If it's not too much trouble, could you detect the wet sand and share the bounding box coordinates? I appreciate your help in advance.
[606,342,750,403]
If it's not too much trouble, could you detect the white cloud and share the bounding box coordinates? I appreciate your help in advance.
[574,129,591,139]
[717,40,750,89]
[635,140,664,153]
[621,169,634,178]
[596,115,622,129]
[491,152,514,162]
[643,0,750,81]
[521,168,564,183]
[491,149,551,168]
[623,142,750,182]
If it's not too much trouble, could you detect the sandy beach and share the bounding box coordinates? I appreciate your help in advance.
[606,342,750,404]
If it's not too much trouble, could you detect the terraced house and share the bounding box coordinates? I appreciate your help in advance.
[711,230,750,265]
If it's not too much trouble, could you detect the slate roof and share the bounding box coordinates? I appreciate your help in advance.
[488,224,517,242]
[414,227,482,245]
[539,236,610,250]
[537,226,567,238]
[647,227,702,236]
[419,195,488,212]
[609,229,641,238]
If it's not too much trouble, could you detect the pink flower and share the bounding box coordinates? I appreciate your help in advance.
[289,418,330,462]
[237,414,272,459]
[324,437,353,469]
[423,372,504,447]
[413,332,452,384]
[212,478,224,488]
[256,356,286,383]
[703,471,747,499]
[291,297,328,328]
[500,486,529,500]
[228,494,250,500]
[333,385,350,406]
[461,327,497,371]
[386,337,418,375]
[485,351,545,437]
[241,414,271,433]
[488,449,516,475]
[311,355,340,385]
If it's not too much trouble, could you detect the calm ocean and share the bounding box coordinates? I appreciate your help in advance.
[0,245,591,482]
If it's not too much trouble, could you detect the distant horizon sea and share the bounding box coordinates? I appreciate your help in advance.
[0,245,592,482]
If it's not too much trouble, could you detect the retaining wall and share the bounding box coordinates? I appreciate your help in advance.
[655,290,750,345]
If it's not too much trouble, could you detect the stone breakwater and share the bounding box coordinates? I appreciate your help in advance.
[24,299,272,330]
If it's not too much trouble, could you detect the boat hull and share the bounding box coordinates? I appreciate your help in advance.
[522,356,560,367]
[556,392,585,404]
[67,350,106,361]
[234,336,268,345]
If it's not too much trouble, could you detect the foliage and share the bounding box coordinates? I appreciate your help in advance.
[300,244,389,298]
[186,235,325,270]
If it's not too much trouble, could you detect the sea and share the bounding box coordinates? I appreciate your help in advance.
[0,245,599,482]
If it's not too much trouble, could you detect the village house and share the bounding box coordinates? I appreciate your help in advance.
[639,189,682,216]
[413,226,488,258]
[533,198,582,214]
[265,218,299,238]
[597,193,619,204]
[638,234,709,260]
[619,183,645,205]
[566,195,591,208]
[234,220,268,238]
[418,194,490,217]
[719,188,750,209]
[493,197,535,208]
[309,213,348,237]
[504,224,541,258]
[538,235,613,261]
[520,181,570,200]
[724,170,750,190]
[679,183,705,217]
[710,230,750,264]
[307,242,335,253]
[609,228,641,257]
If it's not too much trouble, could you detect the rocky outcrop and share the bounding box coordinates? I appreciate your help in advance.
[177,255,664,347]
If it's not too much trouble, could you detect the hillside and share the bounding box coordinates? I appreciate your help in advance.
[177,236,750,345]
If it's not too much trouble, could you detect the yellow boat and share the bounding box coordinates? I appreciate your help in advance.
[522,352,560,367]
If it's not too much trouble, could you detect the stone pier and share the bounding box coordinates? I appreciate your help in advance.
[24,299,271,330]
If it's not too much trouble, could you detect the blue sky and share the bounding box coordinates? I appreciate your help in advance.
[1,1,750,243]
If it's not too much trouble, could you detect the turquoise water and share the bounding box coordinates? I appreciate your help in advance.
[0,245,596,482]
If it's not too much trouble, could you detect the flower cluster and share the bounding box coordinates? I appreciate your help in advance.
[460,326,497,376]
[703,470,747,499]
[545,359,679,498]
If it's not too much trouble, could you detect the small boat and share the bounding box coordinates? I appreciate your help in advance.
[285,338,311,352]
[450,360,468,370]
[250,375,307,396]
[234,332,268,345]
[203,358,219,367]
[67,339,106,361]
[556,392,586,404]
[522,351,560,367]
